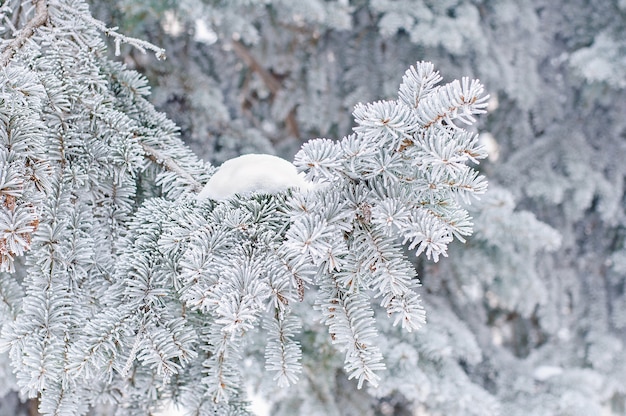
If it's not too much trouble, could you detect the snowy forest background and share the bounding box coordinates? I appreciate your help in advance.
[0,0,625,415]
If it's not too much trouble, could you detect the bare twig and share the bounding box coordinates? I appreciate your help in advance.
[231,39,280,94]
[231,39,301,139]
[141,143,203,193]
[286,108,300,140]
[27,396,40,416]
[0,0,48,68]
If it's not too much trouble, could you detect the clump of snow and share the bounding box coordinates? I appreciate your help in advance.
[197,153,312,201]
[533,365,563,381]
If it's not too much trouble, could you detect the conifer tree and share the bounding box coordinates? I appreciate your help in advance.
[0,1,496,414]
[2,1,626,415]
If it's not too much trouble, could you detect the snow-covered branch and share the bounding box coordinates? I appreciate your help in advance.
[0,0,48,67]
[141,143,203,193]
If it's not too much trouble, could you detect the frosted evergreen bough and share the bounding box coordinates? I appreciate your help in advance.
[40,1,626,415]
[0,1,492,414]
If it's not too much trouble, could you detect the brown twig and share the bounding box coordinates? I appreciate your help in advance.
[285,108,300,141]
[141,143,203,193]
[0,0,48,68]
[231,39,280,94]
[27,396,40,416]
[230,39,301,139]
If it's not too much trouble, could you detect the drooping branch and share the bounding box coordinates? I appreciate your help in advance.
[0,0,48,68]
[141,143,203,193]
[54,2,166,60]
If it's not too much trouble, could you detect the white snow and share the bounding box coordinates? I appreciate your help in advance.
[479,132,499,162]
[197,154,312,201]
[533,365,563,381]
[153,400,185,416]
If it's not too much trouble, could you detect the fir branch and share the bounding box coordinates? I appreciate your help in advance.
[416,78,489,128]
[264,314,302,387]
[54,2,166,60]
[0,0,48,68]
[141,143,203,193]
